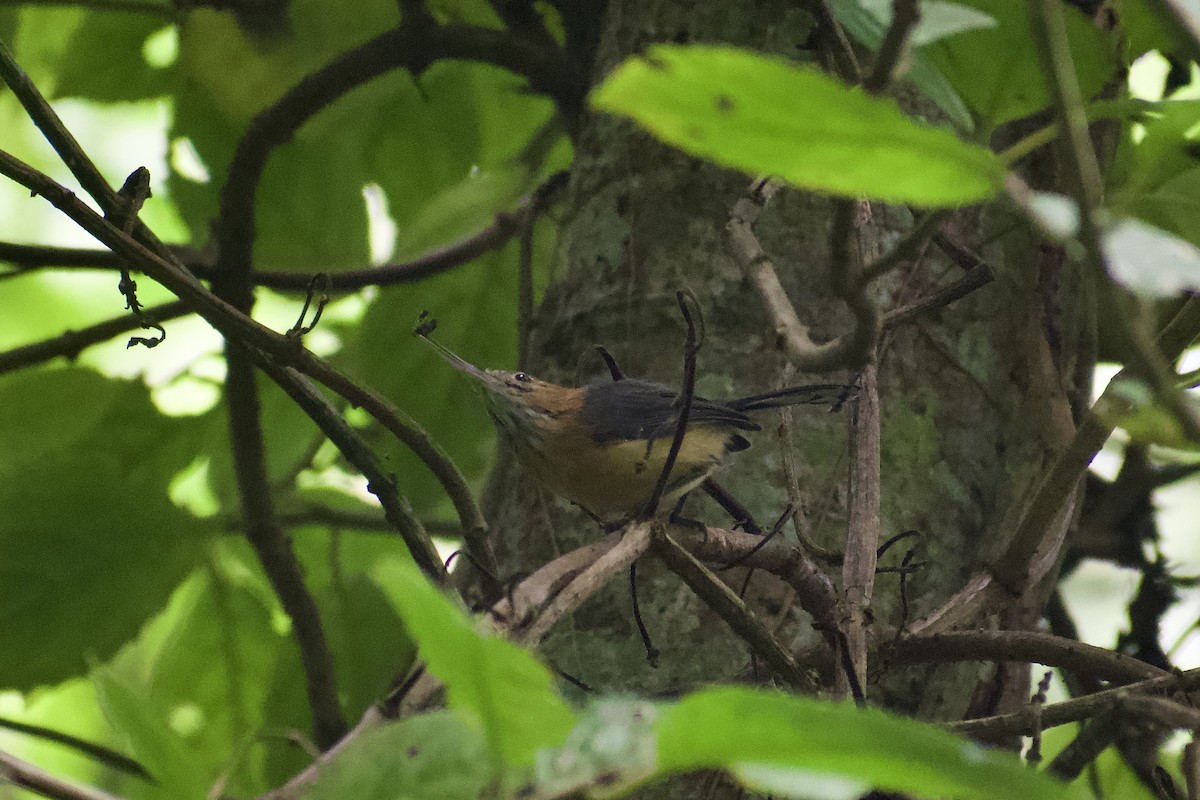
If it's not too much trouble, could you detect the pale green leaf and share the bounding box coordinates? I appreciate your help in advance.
[655,687,1080,800]
[1103,216,1200,297]
[590,44,1004,207]
[373,558,576,768]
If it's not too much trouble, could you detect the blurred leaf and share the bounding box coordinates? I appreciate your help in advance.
[394,164,530,259]
[1112,0,1177,61]
[329,573,417,720]
[590,44,1004,206]
[302,711,490,800]
[56,12,175,102]
[922,0,1117,128]
[0,368,208,691]
[1111,100,1200,204]
[655,687,1080,800]
[1128,167,1200,248]
[1026,191,1082,241]
[855,0,997,46]
[94,668,212,799]
[1100,376,1200,449]
[1103,216,1200,297]
[825,0,975,129]
[373,558,576,768]
[532,699,659,798]
[106,566,287,797]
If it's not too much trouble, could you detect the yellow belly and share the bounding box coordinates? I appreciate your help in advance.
[521,426,737,517]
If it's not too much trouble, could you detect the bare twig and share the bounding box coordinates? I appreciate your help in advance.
[885,630,1170,683]
[0,172,570,292]
[863,0,921,93]
[642,290,702,517]
[0,747,128,800]
[515,522,655,647]
[726,180,877,371]
[0,300,191,374]
[652,529,811,690]
[950,667,1200,739]
[0,717,148,780]
[838,360,880,697]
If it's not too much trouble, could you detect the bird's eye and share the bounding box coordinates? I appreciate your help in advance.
[514,372,531,383]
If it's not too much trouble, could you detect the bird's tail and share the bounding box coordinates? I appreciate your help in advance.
[728,384,858,414]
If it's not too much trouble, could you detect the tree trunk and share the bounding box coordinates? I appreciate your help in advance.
[487,1,1090,793]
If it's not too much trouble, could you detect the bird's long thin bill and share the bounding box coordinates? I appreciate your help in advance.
[417,334,489,382]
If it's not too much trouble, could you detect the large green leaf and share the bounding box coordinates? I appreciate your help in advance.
[0,368,209,691]
[373,558,577,769]
[302,711,491,800]
[55,11,175,102]
[655,687,1081,800]
[921,0,1117,128]
[94,668,212,799]
[590,44,1004,207]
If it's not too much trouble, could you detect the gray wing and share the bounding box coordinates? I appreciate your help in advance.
[579,379,758,444]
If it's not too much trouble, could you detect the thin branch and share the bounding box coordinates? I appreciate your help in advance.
[0,300,191,374]
[949,667,1200,739]
[213,20,579,304]
[0,148,484,580]
[514,522,654,647]
[252,360,448,583]
[863,0,921,93]
[1,172,569,292]
[1045,709,1119,781]
[0,747,128,800]
[881,263,993,328]
[0,717,148,780]
[855,211,943,289]
[726,180,877,371]
[885,630,1170,684]
[642,290,701,517]
[487,0,558,52]
[803,0,863,82]
[224,346,349,749]
[838,359,881,697]
[0,38,178,263]
[652,530,811,690]
[1029,0,1200,446]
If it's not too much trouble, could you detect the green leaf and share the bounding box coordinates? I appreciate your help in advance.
[922,0,1117,128]
[1111,100,1200,202]
[373,558,576,768]
[532,699,659,798]
[590,44,1004,207]
[55,12,175,102]
[302,711,491,800]
[655,687,1080,800]
[94,668,212,799]
[0,368,208,690]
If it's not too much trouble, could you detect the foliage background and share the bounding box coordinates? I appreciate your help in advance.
[2,1,1200,799]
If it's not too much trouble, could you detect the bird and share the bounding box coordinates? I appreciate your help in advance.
[418,328,854,519]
